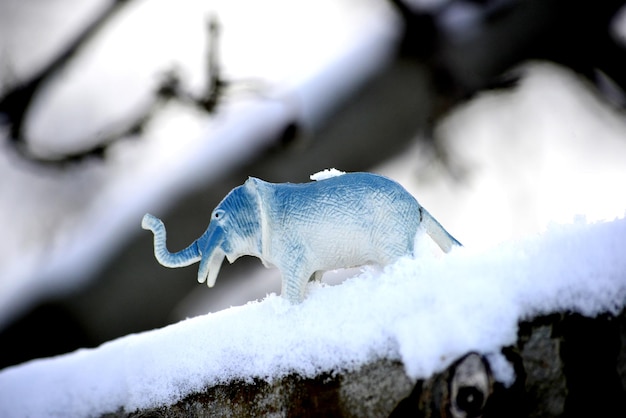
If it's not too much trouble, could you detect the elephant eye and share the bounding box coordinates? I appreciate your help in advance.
[214,210,225,220]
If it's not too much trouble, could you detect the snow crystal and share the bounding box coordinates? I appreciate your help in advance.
[310,168,346,181]
[1,217,625,417]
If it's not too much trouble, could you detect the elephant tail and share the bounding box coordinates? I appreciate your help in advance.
[419,207,462,253]
[142,213,202,268]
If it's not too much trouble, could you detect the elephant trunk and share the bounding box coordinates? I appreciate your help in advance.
[142,213,202,267]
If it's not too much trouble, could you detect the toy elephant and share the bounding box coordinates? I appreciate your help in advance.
[142,169,461,303]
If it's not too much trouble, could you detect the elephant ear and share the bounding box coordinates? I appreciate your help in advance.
[241,177,266,213]
[244,176,263,191]
[244,176,270,259]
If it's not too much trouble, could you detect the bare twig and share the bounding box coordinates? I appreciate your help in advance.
[0,5,229,167]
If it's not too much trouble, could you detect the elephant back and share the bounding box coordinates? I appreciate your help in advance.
[262,173,422,258]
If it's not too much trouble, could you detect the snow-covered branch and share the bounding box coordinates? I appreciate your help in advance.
[1,217,624,417]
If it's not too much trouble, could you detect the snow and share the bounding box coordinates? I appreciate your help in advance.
[2,4,626,416]
[21,0,398,152]
[310,168,346,181]
[1,216,625,417]
[0,0,107,86]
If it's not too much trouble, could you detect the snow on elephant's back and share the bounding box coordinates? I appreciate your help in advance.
[310,168,346,181]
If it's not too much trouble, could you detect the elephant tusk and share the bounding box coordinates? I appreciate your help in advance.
[205,250,225,287]
[197,247,225,287]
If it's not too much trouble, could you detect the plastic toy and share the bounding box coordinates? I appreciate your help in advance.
[142,169,460,303]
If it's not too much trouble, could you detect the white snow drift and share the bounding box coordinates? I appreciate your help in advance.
[1,216,625,417]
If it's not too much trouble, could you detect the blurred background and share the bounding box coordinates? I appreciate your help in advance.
[1,0,626,369]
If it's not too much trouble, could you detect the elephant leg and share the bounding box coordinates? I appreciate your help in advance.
[281,267,311,304]
[308,271,323,282]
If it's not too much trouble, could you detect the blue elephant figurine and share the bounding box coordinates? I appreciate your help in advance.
[142,169,461,303]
